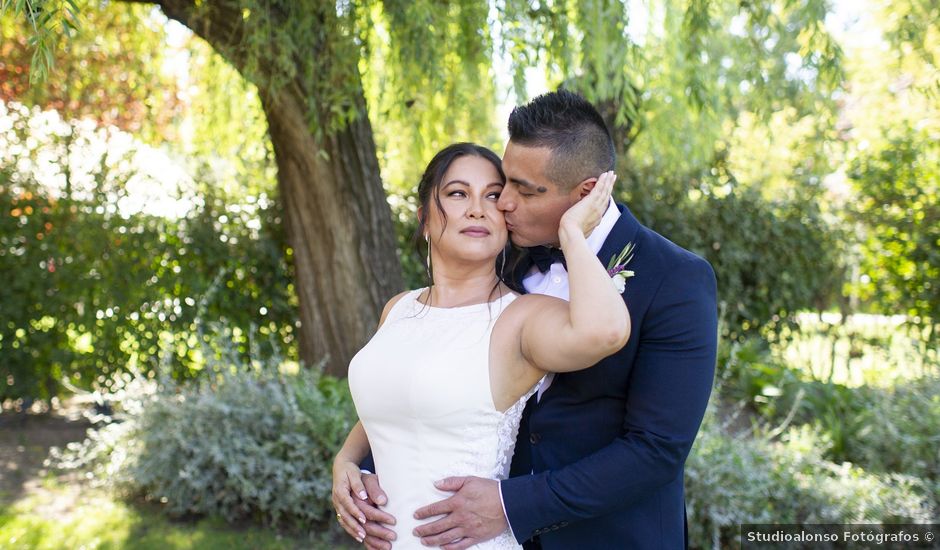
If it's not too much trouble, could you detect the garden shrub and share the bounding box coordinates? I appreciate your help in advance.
[0,101,295,401]
[51,333,938,542]
[714,338,940,512]
[848,131,939,336]
[686,407,937,549]
[621,164,842,341]
[840,376,940,501]
[50,362,356,531]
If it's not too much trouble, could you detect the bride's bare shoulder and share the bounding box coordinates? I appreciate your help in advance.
[377,290,414,328]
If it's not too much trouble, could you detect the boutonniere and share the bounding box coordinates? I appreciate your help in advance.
[606,242,636,294]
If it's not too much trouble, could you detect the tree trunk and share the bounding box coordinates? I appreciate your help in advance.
[261,84,404,376]
[146,0,404,376]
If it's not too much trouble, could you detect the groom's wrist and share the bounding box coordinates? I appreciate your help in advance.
[497,480,516,541]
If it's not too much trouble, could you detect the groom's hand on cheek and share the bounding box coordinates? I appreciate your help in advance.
[413,476,507,549]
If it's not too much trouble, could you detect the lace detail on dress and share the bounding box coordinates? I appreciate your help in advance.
[435,383,539,550]
[483,383,542,550]
[487,528,524,549]
[492,380,542,480]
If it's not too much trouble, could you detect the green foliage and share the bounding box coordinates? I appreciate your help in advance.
[879,0,940,71]
[0,102,294,400]
[692,331,939,547]
[6,0,503,148]
[390,198,427,290]
[848,132,939,330]
[834,0,939,324]
[0,0,81,84]
[179,0,363,137]
[723,107,842,202]
[622,164,842,339]
[498,0,843,174]
[717,336,940,503]
[686,418,936,548]
[774,313,936,387]
[50,361,356,533]
[360,0,501,195]
[179,37,275,199]
[179,0,504,147]
[842,376,940,495]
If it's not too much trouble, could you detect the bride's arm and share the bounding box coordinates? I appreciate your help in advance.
[335,421,370,467]
[520,172,631,373]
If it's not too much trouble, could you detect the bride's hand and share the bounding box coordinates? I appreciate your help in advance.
[332,459,368,542]
[559,171,616,238]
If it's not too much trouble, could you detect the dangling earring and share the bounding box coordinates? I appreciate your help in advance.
[424,234,432,282]
[499,247,507,280]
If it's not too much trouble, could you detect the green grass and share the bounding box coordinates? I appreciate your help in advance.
[0,482,354,550]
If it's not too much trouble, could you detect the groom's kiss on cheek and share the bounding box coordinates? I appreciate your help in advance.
[497,142,583,248]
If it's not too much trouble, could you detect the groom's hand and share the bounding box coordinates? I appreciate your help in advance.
[413,476,507,549]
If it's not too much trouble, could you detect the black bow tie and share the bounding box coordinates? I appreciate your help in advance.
[529,246,566,273]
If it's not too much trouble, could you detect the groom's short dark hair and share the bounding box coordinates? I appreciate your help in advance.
[508,89,616,191]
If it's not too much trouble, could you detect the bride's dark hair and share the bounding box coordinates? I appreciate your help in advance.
[413,143,509,307]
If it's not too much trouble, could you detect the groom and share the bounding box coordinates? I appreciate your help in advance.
[355,90,717,549]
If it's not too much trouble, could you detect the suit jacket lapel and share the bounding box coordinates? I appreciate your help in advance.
[596,203,642,268]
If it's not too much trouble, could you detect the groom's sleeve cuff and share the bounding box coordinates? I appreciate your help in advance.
[498,481,517,542]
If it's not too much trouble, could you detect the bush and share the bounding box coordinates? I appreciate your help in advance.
[717,337,940,504]
[621,164,842,340]
[686,409,937,549]
[0,101,296,401]
[841,376,940,500]
[848,131,939,334]
[50,363,355,532]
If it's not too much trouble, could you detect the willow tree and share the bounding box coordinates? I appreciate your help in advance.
[495,0,843,175]
[4,0,499,376]
[7,0,843,376]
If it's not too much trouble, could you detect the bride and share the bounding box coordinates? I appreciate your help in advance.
[331,142,629,549]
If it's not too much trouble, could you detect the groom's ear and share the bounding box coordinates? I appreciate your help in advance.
[574,178,598,200]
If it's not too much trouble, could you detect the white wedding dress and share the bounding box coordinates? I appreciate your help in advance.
[348,288,537,549]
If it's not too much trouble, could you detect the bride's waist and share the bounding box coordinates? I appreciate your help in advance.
[373,468,450,534]
[372,449,496,481]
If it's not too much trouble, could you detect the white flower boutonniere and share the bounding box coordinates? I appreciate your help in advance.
[606,242,636,294]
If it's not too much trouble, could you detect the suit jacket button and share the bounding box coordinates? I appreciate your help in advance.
[529,433,541,444]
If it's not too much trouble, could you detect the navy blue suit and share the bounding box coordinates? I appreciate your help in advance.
[502,203,718,549]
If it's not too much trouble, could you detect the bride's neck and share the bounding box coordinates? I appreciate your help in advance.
[427,265,502,308]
